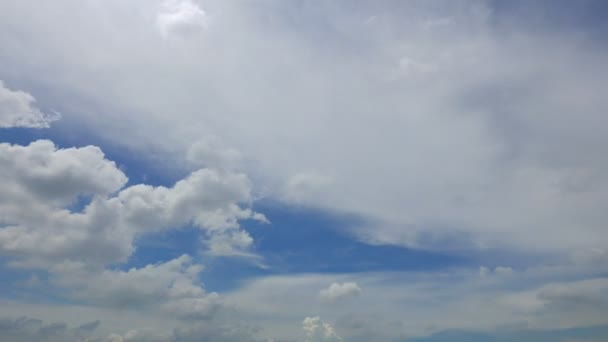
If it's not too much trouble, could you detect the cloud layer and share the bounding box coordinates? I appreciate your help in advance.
[0,0,607,341]
[1,0,607,258]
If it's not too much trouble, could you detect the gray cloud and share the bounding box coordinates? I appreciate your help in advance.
[0,315,266,342]
[0,317,99,342]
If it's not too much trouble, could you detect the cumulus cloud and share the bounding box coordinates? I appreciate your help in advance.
[0,139,127,205]
[0,140,265,322]
[319,282,362,303]
[116,167,263,232]
[303,316,342,342]
[0,80,59,128]
[0,140,265,269]
[0,140,132,269]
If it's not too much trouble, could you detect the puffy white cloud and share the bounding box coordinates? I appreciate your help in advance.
[0,80,59,128]
[116,168,261,232]
[0,139,127,205]
[319,282,362,303]
[0,140,265,269]
[0,140,131,269]
[303,316,342,342]
[0,139,269,334]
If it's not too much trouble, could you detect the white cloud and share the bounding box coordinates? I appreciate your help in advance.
[2,0,606,258]
[0,140,265,270]
[222,258,608,340]
[0,140,131,269]
[157,0,208,38]
[55,255,221,320]
[206,229,255,257]
[0,139,269,335]
[284,172,334,203]
[0,80,59,128]
[1,1,608,340]
[116,168,262,232]
[0,139,127,205]
[303,316,342,342]
[187,137,242,170]
[319,282,362,303]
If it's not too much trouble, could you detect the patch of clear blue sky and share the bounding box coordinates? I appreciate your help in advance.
[124,200,471,291]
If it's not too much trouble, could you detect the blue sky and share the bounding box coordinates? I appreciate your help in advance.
[1,0,608,341]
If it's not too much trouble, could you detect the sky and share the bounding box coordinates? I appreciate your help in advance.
[0,0,608,341]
